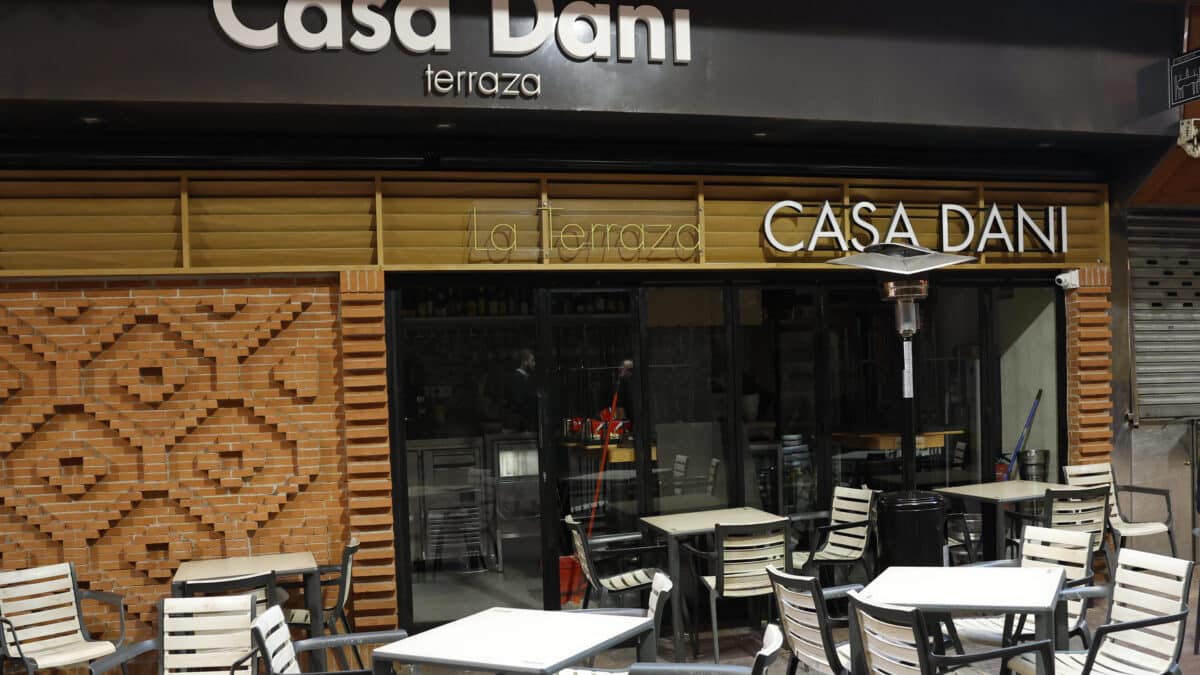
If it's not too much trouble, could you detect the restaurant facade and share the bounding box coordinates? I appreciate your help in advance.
[0,0,1182,637]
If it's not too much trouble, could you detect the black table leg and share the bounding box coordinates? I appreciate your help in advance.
[306,570,327,670]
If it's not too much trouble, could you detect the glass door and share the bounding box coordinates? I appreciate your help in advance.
[396,284,544,625]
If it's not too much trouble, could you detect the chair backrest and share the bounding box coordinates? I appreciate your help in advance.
[645,573,673,643]
[1062,462,1119,523]
[159,595,255,675]
[1039,486,1108,553]
[0,563,87,659]
[1096,548,1193,674]
[177,571,278,618]
[826,485,874,557]
[333,538,360,613]
[1018,525,1093,626]
[249,605,301,675]
[767,566,845,674]
[672,454,689,496]
[848,590,934,675]
[563,515,601,592]
[706,458,721,496]
[751,624,784,675]
[714,519,790,597]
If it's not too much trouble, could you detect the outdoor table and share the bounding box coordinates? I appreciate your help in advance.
[172,552,325,668]
[856,566,1066,675]
[640,506,783,660]
[935,480,1074,560]
[370,606,654,674]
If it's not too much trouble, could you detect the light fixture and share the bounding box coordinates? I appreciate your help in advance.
[435,122,456,131]
[79,115,104,126]
[830,243,974,491]
[751,131,768,140]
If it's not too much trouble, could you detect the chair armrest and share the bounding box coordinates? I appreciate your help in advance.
[818,519,868,533]
[1114,484,1173,522]
[822,584,864,601]
[681,542,716,561]
[629,664,751,675]
[1059,585,1110,602]
[293,630,409,655]
[591,544,667,559]
[931,638,1052,670]
[790,510,832,523]
[89,639,157,675]
[591,531,646,548]
[317,564,342,575]
[1091,609,1188,645]
[230,648,257,675]
[79,589,127,647]
[963,559,1020,568]
[0,617,27,661]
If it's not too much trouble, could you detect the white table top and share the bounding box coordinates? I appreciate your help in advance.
[372,607,652,674]
[641,506,784,537]
[934,479,1076,504]
[861,566,1064,614]
[173,552,318,583]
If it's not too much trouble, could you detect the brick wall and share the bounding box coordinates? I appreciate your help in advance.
[0,274,396,641]
[1066,265,1114,465]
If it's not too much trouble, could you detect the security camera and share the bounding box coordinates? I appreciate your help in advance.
[1055,270,1080,290]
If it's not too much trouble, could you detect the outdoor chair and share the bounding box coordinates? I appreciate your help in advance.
[671,454,689,496]
[684,518,791,662]
[88,594,255,675]
[954,525,1096,649]
[848,590,1053,675]
[285,539,362,668]
[564,515,665,609]
[1062,462,1176,556]
[558,572,672,674]
[236,604,407,675]
[1011,485,1111,575]
[792,485,875,582]
[767,565,857,675]
[574,624,783,675]
[176,571,280,618]
[0,563,126,675]
[1008,547,1193,675]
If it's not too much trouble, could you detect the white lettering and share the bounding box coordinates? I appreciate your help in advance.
[807,201,849,251]
[617,5,665,62]
[763,200,806,253]
[492,0,556,55]
[520,73,542,97]
[850,201,880,252]
[350,0,391,52]
[213,0,279,49]
[284,0,342,51]
[479,71,499,95]
[1058,207,1069,252]
[672,9,691,63]
[395,0,451,54]
[939,204,975,253]
[1015,205,1054,253]
[976,204,1015,252]
[557,2,612,61]
[883,202,920,247]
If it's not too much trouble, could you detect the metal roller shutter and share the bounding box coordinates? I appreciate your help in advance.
[1129,218,1200,419]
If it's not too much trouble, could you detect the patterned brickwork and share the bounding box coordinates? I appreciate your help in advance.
[337,271,397,628]
[0,275,397,641]
[1066,265,1114,465]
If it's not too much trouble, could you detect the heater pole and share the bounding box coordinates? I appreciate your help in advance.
[900,335,917,491]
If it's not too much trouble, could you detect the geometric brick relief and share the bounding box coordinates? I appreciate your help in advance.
[273,348,320,400]
[0,356,23,402]
[116,357,187,407]
[35,440,109,498]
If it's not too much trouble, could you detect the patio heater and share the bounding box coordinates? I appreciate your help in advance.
[830,243,974,492]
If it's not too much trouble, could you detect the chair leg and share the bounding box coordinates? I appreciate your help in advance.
[341,611,365,669]
[582,585,591,609]
[1194,589,1200,655]
[786,654,799,675]
[709,591,720,663]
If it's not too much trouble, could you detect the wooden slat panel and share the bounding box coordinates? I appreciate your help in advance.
[190,249,372,267]
[0,250,182,270]
[0,233,182,251]
[0,215,179,233]
[0,181,178,198]
[190,214,374,231]
[191,231,375,249]
[383,180,539,198]
[189,181,373,197]
[0,198,178,216]
[189,197,371,215]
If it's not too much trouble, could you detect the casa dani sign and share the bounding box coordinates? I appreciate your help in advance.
[212,1,692,99]
[763,201,1071,254]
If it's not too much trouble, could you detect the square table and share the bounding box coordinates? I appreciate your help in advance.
[640,506,784,660]
[172,552,325,668]
[856,566,1065,675]
[935,480,1074,560]
[370,607,654,674]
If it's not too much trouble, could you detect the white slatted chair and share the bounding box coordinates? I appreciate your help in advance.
[767,566,857,675]
[564,515,663,609]
[954,525,1095,649]
[557,573,673,675]
[242,604,407,675]
[848,591,1052,675]
[89,595,254,675]
[0,562,126,675]
[793,486,875,581]
[585,624,784,675]
[1062,462,1176,556]
[684,518,790,662]
[1009,547,1193,675]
